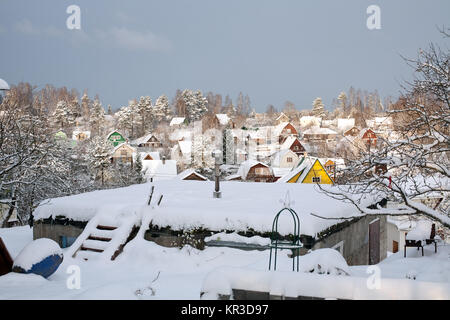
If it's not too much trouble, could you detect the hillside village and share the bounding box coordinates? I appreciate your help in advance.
[0,8,449,300]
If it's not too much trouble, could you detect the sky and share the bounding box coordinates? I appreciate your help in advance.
[0,0,449,112]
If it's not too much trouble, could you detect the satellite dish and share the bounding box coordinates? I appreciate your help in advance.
[0,78,10,90]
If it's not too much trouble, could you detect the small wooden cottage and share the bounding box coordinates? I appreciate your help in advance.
[111,143,135,165]
[344,126,360,137]
[133,134,162,149]
[236,160,275,183]
[278,157,334,185]
[280,136,307,157]
[274,122,298,144]
[359,128,377,148]
[107,131,126,147]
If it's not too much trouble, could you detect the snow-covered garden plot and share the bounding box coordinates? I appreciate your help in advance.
[1,226,449,300]
[33,180,378,237]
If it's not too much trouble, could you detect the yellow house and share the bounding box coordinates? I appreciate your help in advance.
[278,157,334,184]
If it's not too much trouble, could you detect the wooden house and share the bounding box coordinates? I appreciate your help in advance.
[111,143,135,165]
[274,122,298,144]
[280,136,307,157]
[359,128,377,149]
[275,112,290,125]
[133,134,162,149]
[107,131,126,147]
[278,157,334,184]
[271,149,299,168]
[344,126,360,137]
[236,160,275,183]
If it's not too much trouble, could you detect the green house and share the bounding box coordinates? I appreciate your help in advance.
[107,131,126,147]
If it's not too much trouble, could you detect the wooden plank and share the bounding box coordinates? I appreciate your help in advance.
[369,219,380,265]
[96,225,117,231]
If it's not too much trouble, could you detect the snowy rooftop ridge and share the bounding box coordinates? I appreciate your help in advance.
[33,180,380,237]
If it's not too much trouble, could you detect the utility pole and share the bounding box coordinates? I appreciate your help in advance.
[212,150,222,198]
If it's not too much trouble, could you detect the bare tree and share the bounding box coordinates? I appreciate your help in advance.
[322,38,450,228]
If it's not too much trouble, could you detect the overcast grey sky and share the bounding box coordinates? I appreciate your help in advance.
[0,0,449,112]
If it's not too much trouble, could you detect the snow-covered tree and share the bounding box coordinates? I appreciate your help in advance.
[117,100,139,138]
[154,94,172,122]
[183,89,208,123]
[136,96,153,136]
[88,136,113,186]
[52,100,75,128]
[312,97,326,118]
[81,92,91,120]
[323,40,450,228]
[90,98,105,136]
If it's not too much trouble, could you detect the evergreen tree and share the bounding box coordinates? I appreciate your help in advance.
[53,100,71,128]
[154,94,172,122]
[312,97,326,118]
[90,98,105,136]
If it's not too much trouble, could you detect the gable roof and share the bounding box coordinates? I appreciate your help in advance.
[177,169,209,181]
[236,160,272,180]
[271,149,298,167]
[142,159,177,180]
[277,157,334,184]
[215,114,231,126]
[170,117,186,126]
[178,140,192,155]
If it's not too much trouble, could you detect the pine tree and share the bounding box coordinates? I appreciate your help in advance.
[136,96,152,136]
[53,100,71,128]
[90,98,105,136]
[312,97,326,118]
[88,136,112,186]
[154,94,172,122]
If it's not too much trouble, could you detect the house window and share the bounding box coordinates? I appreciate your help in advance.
[332,241,344,255]
[287,157,293,163]
[255,167,265,175]
[312,176,321,183]
[294,146,299,150]
[121,150,128,157]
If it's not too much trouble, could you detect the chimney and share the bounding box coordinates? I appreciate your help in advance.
[162,156,166,165]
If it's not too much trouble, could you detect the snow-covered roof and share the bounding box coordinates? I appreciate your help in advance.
[142,159,177,181]
[337,118,355,131]
[271,149,298,167]
[33,180,379,237]
[178,140,192,155]
[112,143,136,154]
[215,114,230,126]
[170,117,186,126]
[0,78,10,90]
[170,129,192,142]
[236,160,271,179]
[273,122,293,137]
[131,133,159,146]
[277,157,316,183]
[280,136,299,151]
[140,152,161,161]
[303,126,337,135]
[177,169,209,181]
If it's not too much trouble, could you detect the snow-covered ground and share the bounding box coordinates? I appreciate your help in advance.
[0,226,449,299]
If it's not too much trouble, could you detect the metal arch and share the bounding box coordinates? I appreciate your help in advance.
[268,207,303,272]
